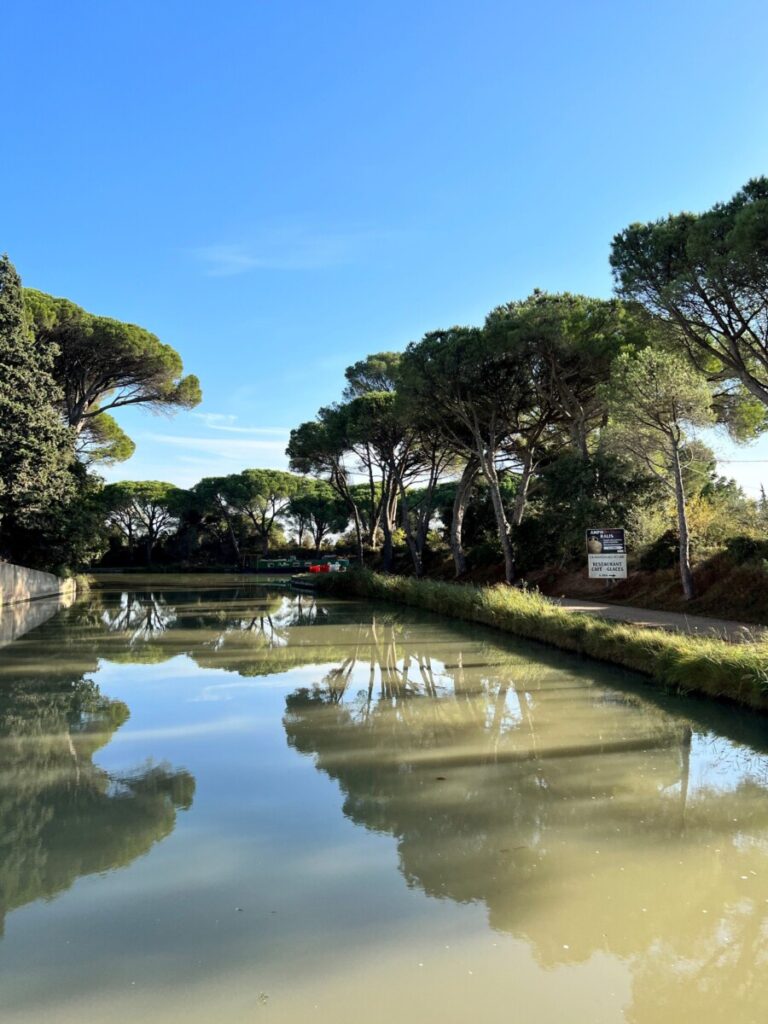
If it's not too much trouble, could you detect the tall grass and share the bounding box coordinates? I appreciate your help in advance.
[316,571,768,712]
[73,573,92,596]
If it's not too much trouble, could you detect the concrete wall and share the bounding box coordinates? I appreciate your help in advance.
[0,562,77,648]
[0,561,76,609]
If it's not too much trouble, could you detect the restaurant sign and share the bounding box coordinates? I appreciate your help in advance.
[586,528,627,579]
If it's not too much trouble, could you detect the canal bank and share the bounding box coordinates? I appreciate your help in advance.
[0,561,77,609]
[313,571,768,712]
[0,562,78,647]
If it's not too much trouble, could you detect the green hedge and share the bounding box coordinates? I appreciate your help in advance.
[316,571,768,712]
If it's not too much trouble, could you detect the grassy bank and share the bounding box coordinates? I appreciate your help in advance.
[315,570,768,712]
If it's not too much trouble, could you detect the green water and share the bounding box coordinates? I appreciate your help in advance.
[1,576,767,1023]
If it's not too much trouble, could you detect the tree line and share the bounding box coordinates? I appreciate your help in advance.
[3,178,768,597]
[288,178,768,599]
[99,471,348,567]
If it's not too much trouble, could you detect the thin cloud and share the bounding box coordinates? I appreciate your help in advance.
[191,245,264,276]
[212,425,290,434]
[191,412,237,426]
[192,412,288,435]
[145,433,288,458]
[100,433,290,488]
[190,227,398,276]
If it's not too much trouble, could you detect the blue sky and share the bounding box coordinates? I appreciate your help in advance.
[4,0,768,493]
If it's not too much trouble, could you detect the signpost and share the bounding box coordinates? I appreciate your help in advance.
[586,528,627,579]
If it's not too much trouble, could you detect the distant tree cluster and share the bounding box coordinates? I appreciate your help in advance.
[98,469,350,569]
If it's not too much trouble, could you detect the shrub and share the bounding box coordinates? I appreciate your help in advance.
[724,535,768,565]
[639,529,678,571]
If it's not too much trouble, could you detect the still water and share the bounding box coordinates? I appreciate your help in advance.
[1,577,768,1023]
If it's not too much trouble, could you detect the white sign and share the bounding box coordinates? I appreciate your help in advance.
[588,554,627,579]
[587,528,627,579]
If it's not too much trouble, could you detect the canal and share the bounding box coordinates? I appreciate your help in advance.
[1,577,767,1023]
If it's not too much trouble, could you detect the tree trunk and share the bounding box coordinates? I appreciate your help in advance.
[350,502,364,566]
[329,467,364,567]
[313,528,324,556]
[399,448,444,579]
[568,416,589,459]
[379,480,398,573]
[399,484,423,577]
[672,444,695,600]
[511,450,534,528]
[477,443,515,584]
[365,452,378,547]
[450,458,478,577]
[218,501,241,563]
[69,398,89,432]
[381,524,394,572]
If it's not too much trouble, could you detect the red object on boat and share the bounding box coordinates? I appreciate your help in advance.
[308,564,331,573]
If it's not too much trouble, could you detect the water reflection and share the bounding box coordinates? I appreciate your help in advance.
[4,582,768,1022]
[0,588,75,649]
[68,585,350,674]
[282,627,768,1022]
[0,619,195,932]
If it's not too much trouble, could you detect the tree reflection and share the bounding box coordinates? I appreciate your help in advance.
[80,587,357,676]
[0,642,195,934]
[0,585,338,938]
[103,590,178,643]
[283,638,768,1021]
[12,582,768,1016]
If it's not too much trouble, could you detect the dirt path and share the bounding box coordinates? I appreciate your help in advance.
[554,597,766,642]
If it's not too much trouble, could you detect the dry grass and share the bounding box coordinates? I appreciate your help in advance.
[532,558,768,625]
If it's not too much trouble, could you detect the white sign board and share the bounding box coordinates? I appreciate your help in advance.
[586,528,627,579]
[588,554,627,579]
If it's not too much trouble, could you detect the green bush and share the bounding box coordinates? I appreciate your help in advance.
[638,529,678,570]
[724,535,768,565]
[466,538,503,570]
